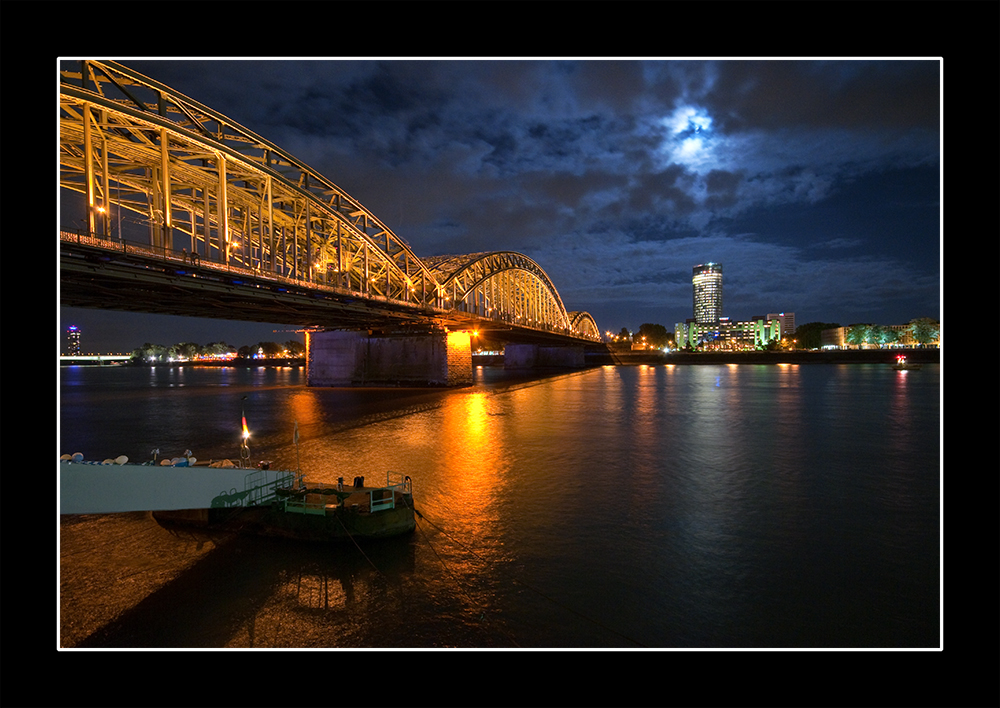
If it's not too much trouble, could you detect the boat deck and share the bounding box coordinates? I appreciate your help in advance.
[280,481,412,516]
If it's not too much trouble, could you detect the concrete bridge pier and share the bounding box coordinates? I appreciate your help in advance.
[503,343,585,370]
[306,329,473,387]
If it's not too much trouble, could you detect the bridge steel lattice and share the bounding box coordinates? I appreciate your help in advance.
[59,60,600,344]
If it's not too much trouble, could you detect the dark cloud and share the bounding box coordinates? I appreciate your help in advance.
[700,60,940,133]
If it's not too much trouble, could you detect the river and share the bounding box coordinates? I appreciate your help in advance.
[58,362,941,649]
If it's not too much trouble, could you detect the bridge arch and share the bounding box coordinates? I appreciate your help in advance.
[567,311,601,339]
[423,251,578,334]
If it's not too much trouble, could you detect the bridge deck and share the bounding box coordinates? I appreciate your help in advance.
[60,231,598,346]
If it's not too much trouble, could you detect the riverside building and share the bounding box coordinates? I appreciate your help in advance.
[767,312,795,340]
[675,316,782,350]
[821,323,941,349]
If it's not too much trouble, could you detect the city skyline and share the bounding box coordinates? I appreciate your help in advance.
[59,58,941,353]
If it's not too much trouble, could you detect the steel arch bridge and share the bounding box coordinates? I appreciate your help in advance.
[59,60,600,343]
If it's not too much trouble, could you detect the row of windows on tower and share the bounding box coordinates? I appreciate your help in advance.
[692,263,723,325]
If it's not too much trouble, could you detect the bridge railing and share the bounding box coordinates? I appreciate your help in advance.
[60,229,445,310]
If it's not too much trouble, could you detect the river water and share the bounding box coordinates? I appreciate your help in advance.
[58,362,941,649]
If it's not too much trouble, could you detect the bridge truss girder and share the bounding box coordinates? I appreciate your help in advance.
[58,60,600,343]
[59,60,439,310]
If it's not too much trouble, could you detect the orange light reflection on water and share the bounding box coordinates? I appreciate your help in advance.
[287,389,322,428]
[422,390,511,561]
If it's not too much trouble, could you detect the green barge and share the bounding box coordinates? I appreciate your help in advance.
[152,469,416,541]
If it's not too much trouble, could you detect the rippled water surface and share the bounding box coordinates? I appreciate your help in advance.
[59,362,941,649]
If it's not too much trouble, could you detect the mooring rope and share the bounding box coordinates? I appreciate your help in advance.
[412,506,645,648]
[334,511,385,578]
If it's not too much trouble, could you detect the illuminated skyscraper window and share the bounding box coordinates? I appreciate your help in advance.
[692,263,723,325]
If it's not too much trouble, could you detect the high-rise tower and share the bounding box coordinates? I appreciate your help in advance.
[692,263,723,325]
[67,325,81,355]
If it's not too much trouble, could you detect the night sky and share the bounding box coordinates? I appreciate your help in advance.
[59,58,941,354]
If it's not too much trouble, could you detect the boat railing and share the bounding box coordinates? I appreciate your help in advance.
[386,471,412,495]
[371,472,412,511]
[211,469,298,509]
[281,471,411,515]
[282,496,332,516]
[369,488,396,513]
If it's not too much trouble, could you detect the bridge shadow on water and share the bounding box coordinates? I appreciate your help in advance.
[75,525,417,649]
